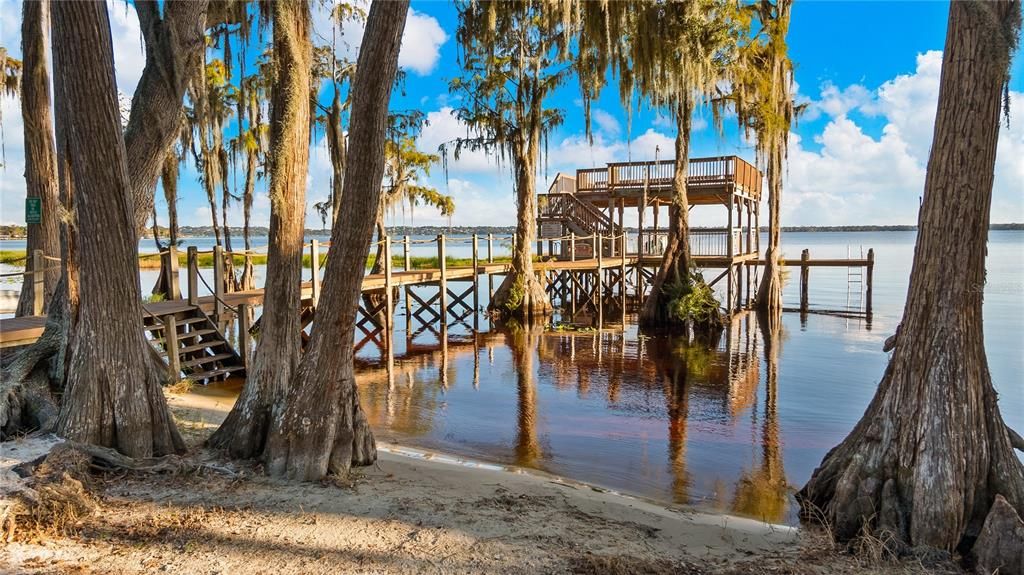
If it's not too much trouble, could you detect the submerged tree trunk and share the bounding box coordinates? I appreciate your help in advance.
[51,0,183,457]
[208,0,313,458]
[490,127,551,319]
[798,0,1024,555]
[640,96,695,329]
[263,0,409,481]
[754,144,783,326]
[15,0,60,318]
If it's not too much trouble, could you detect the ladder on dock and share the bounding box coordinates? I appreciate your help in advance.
[143,307,246,383]
[846,245,865,314]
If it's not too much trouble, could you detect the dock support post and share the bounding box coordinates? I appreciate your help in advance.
[866,248,874,319]
[213,245,225,323]
[596,234,604,327]
[471,234,480,315]
[800,249,810,312]
[31,249,44,316]
[726,199,735,315]
[569,232,576,262]
[163,315,180,380]
[310,239,321,307]
[437,234,448,325]
[403,235,411,270]
[619,234,627,305]
[167,245,181,300]
[238,303,250,367]
[187,246,198,306]
[487,233,494,263]
[384,236,394,335]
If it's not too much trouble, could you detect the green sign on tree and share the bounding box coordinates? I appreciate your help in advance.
[25,197,42,224]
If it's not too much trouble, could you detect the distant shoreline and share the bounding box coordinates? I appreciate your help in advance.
[0,223,1021,241]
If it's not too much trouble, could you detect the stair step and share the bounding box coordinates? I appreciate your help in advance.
[180,352,235,369]
[145,316,208,331]
[179,340,227,354]
[187,366,246,381]
[149,329,217,344]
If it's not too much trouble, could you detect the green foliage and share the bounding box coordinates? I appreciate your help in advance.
[662,270,723,328]
[503,274,526,312]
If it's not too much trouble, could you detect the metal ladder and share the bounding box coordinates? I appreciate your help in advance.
[846,245,865,313]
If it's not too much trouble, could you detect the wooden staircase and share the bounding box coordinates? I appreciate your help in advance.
[538,192,619,238]
[143,307,246,383]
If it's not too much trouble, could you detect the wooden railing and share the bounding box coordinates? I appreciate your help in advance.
[538,192,616,236]
[547,172,577,194]
[689,228,745,257]
[574,156,762,198]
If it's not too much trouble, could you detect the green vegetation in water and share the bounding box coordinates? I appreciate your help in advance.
[548,321,596,332]
[662,269,724,330]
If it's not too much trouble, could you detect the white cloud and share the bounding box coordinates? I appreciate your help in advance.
[313,3,448,76]
[417,107,501,174]
[782,50,1023,225]
[592,109,621,137]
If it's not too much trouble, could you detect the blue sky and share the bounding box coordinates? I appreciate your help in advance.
[1,0,1022,229]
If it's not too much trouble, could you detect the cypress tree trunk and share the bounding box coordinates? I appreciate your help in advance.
[240,146,256,291]
[208,0,312,459]
[640,96,696,329]
[489,125,552,319]
[162,150,179,247]
[15,0,60,318]
[326,88,346,228]
[125,0,208,232]
[52,0,183,457]
[754,144,783,325]
[263,0,409,481]
[798,1,1024,554]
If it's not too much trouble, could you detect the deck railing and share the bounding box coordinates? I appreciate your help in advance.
[538,192,616,236]
[575,156,762,198]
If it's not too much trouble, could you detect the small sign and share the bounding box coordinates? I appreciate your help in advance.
[25,198,42,224]
[539,222,562,239]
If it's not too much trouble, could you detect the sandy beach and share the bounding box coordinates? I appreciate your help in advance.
[1,387,951,574]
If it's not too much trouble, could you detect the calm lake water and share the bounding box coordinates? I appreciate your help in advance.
[351,230,1023,525]
[1,230,1021,525]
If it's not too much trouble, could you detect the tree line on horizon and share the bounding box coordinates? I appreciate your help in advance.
[0,0,1021,568]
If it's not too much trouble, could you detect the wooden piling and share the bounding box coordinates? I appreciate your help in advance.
[596,234,604,326]
[619,234,627,303]
[238,303,250,367]
[866,248,874,317]
[310,239,321,306]
[403,235,411,270]
[471,234,479,314]
[437,234,448,322]
[487,233,494,263]
[31,249,44,316]
[569,232,576,261]
[800,249,810,311]
[166,245,180,300]
[163,315,180,379]
[213,245,225,322]
[187,246,198,306]
[384,236,394,333]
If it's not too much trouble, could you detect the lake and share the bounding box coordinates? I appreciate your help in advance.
[1,230,1021,525]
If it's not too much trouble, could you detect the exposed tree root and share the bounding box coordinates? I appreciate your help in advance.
[489,271,552,320]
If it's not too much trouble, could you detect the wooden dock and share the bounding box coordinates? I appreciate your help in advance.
[1,233,874,383]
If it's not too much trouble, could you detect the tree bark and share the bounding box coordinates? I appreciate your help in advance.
[51,0,184,457]
[15,0,60,318]
[489,108,552,319]
[240,145,256,291]
[124,0,208,232]
[208,0,313,459]
[754,141,783,327]
[326,88,347,228]
[640,96,695,329]
[263,0,409,481]
[798,1,1024,554]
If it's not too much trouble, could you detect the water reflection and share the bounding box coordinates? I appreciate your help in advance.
[357,311,798,523]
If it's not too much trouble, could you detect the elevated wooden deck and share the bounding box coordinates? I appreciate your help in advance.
[563,155,762,206]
